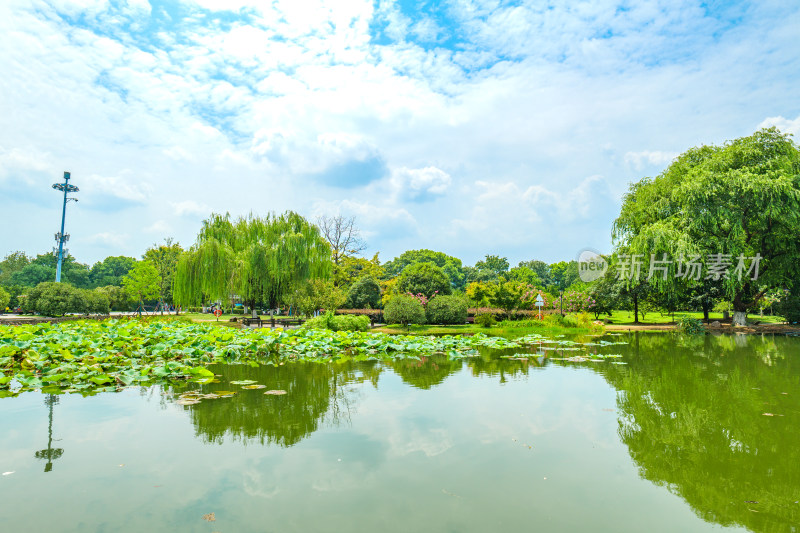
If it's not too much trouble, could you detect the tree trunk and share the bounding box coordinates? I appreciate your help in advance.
[732,311,747,326]
[633,294,639,324]
[702,298,710,322]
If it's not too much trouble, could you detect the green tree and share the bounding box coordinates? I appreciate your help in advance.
[383,249,465,290]
[334,253,384,288]
[518,260,551,286]
[89,256,136,287]
[549,261,579,290]
[173,212,331,317]
[384,295,426,327]
[474,255,509,278]
[143,239,184,308]
[463,266,497,283]
[488,280,535,319]
[425,295,468,324]
[95,285,134,312]
[0,251,31,285]
[506,266,542,286]
[613,128,800,326]
[396,262,452,297]
[286,279,346,317]
[346,277,382,309]
[24,282,84,316]
[10,253,91,288]
[0,286,10,311]
[122,260,161,311]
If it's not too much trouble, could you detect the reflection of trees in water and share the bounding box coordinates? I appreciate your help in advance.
[188,361,382,447]
[389,355,462,390]
[467,346,547,384]
[34,394,64,472]
[597,332,800,531]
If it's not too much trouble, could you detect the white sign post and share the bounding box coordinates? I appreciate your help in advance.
[534,294,544,320]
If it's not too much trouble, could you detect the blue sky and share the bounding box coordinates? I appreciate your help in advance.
[1,0,798,267]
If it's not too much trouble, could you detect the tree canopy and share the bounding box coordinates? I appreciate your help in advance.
[613,128,800,324]
[173,212,332,311]
[383,249,465,290]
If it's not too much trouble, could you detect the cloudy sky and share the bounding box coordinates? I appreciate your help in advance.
[1,0,798,267]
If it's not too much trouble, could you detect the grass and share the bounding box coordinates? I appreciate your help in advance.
[603,310,785,325]
[373,323,602,337]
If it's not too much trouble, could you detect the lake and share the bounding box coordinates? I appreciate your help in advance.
[1,331,798,532]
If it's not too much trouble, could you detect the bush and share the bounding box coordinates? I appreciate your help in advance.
[774,291,800,323]
[397,263,452,297]
[82,289,110,315]
[346,277,382,309]
[384,295,426,327]
[24,282,85,316]
[425,295,468,324]
[474,313,496,328]
[303,311,371,331]
[677,316,706,334]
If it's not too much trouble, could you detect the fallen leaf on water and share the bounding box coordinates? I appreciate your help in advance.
[203,394,220,399]
[2,471,14,476]
[202,512,216,522]
[215,391,236,396]
[242,384,267,389]
[230,380,257,385]
[264,390,287,395]
[763,413,774,416]
[177,399,201,406]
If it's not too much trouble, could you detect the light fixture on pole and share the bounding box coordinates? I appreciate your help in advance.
[52,171,79,282]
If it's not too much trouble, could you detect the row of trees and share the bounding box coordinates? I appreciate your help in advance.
[3,128,798,322]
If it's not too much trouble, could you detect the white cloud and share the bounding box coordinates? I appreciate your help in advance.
[0,0,798,264]
[172,200,212,217]
[389,166,452,200]
[623,151,679,171]
[757,114,800,137]
[85,231,128,247]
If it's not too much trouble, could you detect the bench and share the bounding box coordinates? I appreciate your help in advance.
[241,317,263,328]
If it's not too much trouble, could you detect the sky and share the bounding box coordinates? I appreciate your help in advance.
[1,0,799,268]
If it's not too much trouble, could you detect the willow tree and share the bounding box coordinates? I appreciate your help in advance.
[613,128,800,326]
[173,212,332,316]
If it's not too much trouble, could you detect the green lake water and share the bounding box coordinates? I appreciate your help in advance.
[1,332,799,532]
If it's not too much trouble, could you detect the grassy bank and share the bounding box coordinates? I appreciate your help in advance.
[604,310,784,325]
[373,322,603,337]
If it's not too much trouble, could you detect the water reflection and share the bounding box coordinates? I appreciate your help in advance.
[175,332,800,531]
[592,332,800,531]
[34,394,63,472]
[185,361,382,447]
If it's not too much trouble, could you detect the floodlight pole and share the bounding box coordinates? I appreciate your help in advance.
[52,171,79,282]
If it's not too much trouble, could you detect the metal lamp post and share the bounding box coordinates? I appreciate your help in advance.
[52,171,79,282]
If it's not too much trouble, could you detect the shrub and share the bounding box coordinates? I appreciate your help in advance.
[425,295,468,324]
[82,289,110,315]
[474,313,496,328]
[397,263,451,297]
[384,295,426,327]
[24,282,84,316]
[677,316,706,334]
[303,311,371,331]
[346,277,382,309]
